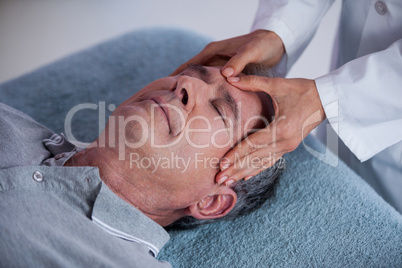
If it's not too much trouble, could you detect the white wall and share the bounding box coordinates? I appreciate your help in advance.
[0,0,341,84]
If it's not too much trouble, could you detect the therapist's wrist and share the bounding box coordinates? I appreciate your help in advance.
[255,29,285,66]
[268,30,285,56]
[310,80,326,123]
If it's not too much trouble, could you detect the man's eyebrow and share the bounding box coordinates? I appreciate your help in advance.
[186,64,210,81]
[185,64,239,122]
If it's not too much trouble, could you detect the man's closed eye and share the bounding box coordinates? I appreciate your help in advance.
[211,100,230,127]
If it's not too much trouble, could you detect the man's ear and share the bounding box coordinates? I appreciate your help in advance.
[185,187,237,220]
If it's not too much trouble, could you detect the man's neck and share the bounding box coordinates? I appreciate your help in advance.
[64,146,186,226]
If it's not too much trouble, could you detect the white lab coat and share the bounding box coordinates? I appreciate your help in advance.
[252,0,402,213]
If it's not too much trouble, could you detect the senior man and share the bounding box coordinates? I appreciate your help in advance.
[0,64,283,267]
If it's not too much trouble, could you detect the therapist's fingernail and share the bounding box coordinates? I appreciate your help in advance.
[244,175,253,181]
[221,163,230,171]
[222,67,234,77]
[227,76,240,83]
[225,179,235,186]
[218,176,228,185]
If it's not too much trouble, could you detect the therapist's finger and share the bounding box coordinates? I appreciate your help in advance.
[220,118,283,169]
[171,41,229,75]
[225,155,281,185]
[171,62,191,76]
[221,48,256,78]
[170,53,211,76]
[243,166,274,181]
[227,75,282,95]
[219,130,269,172]
[171,56,208,76]
[241,156,286,182]
[217,148,284,185]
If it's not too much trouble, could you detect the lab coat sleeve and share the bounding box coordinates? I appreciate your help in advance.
[251,0,335,74]
[315,39,402,162]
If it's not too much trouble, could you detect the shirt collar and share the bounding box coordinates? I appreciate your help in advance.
[41,133,79,166]
[91,182,170,257]
[41,133,170,256]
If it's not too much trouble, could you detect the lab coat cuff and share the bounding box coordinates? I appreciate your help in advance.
[314,75,339,121]
[315,74,377,162]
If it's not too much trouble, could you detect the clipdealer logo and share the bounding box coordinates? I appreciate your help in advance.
[63,100,340,168]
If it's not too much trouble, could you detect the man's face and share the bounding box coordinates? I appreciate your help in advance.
[102,65,273,209]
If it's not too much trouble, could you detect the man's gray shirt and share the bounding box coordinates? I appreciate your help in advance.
[0,102,170,267]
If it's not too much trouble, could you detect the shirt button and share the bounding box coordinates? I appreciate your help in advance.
[33,171,44,182]
[375,1,388,15]
[55,153,65,160]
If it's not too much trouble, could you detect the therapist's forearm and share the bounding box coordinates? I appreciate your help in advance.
[251,0,335,72]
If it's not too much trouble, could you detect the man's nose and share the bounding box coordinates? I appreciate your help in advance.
[178,87,189,105]
[174,76,204,112]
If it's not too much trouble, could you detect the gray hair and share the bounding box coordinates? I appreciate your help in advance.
[166,63,284,230]
[166,158,285,230]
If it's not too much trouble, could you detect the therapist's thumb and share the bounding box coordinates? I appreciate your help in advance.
[221,54,252,78]
[227,75,276,93]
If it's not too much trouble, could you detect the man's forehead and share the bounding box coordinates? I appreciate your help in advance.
[182,64,271,121]
[183,64,270,116]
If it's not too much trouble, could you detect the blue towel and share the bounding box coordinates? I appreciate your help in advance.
[1,28,401,267]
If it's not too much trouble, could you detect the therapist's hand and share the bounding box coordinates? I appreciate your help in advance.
[171,30,285,77]
[216,76,326,185]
